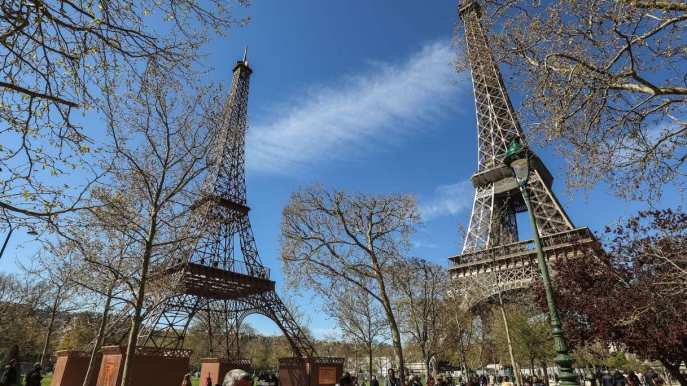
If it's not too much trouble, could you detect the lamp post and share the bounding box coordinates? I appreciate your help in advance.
[504,139,579,386]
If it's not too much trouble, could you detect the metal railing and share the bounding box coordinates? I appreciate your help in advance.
[451,227,596,267]
[188,258,270,280]
[152,257,271,281]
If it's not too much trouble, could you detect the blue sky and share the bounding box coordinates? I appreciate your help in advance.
[1,0,683,339]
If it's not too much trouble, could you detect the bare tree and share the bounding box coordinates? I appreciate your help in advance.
[324,282,388,380]
[0,0,249,221]
[395,258,448,378]
[468,0,687,200]
[281,186,421,385]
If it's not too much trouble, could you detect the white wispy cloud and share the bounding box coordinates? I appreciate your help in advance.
[420,180,473,221]
[247,40,465,174]
[412,239,440,249]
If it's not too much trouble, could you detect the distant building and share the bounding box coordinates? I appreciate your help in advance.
[345,356,429,378]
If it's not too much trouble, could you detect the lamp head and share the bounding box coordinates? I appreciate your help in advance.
[504,139,530,183]
[510,157,530,182]
[504,139,525,163]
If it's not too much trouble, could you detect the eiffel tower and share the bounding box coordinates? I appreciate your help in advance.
[139,51,315,358]
[449,0,599,308]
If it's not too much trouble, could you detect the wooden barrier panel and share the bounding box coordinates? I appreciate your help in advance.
[278,358,344,386]
[279,358,308,386]
[199,358,252,386]
[95,346,191,386]
[51,351,101,386]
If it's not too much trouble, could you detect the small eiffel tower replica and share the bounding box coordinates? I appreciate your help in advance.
[449,0,599,308]
[138,51,316,358]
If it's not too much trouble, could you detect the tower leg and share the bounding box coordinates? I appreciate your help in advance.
[139,294,203,349]
[253,291,316,358]
[524,171,573,235]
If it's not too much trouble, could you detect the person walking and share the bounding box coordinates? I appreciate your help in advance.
[23,364,41,386]
[612,371,626,386]
[651,374,664,386]
[643,370,656,386]
[602,372,614,386]
[408,375,422,386]
[0,359,19,386]
[371,375,380,386]
[385,369,401,386]
[626,371,640,386]
[340,372,354,386]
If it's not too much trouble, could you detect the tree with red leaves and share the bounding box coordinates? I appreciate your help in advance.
[539,209,687,386]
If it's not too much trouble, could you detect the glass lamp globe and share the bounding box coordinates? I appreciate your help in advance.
[510,157,530,182]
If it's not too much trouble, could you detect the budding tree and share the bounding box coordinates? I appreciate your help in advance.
[88,65,220,386]
[471,0,687,200]
[0,0,249,221]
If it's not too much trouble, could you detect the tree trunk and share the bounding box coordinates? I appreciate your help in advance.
[388,314,405,386]
[378,293,405,386]
[498,296,520,386]
[370,251,405,386]
[119,283,146,386]
[83,283,114,386]
[458,342,468,373]
[40,286,63,367]
[224,311,232,359]
[236,319,242,359]
[368,341,374,382]
[422,347,430,380]
[119,218,157,386]
[541,361,549,386]
[661,359,687,386]
[207,311,214,355]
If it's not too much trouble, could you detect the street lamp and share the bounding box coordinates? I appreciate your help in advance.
[503,139,580,386]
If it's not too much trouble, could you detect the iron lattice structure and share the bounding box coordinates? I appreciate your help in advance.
[449,0,599,309]
[138,54,316,358]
